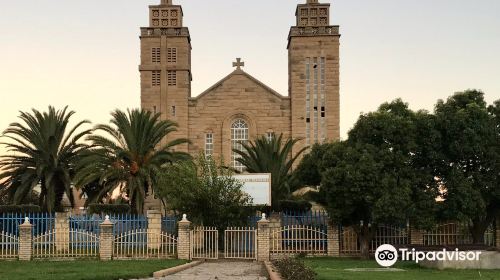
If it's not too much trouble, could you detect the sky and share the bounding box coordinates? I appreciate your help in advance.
[0,0,499,155]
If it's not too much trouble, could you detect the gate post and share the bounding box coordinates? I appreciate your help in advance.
[19,217,33,261]
[55,212,70,252]
[147,210,162,249]
[257,213,270,262]
[177,214,191,260]
[327,222,340,257]
[99,215,114,261]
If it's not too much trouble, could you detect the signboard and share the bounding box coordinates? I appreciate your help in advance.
[233,174,272,206]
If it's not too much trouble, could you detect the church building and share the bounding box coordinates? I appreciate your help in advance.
[140,0,340,171]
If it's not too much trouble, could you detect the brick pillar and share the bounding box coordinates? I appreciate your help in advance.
[410,226,424,246]
[177,214,191,260]
[257,213,270,262]
[55,212,70,251]
[327,222,340,257]
[99,216,114,261]
[147,210,162,249]
[19,217,33,261]
[496,217,500,250]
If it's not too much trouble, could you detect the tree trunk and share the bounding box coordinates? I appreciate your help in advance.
[356,224,376,259]
[470,218,491,245]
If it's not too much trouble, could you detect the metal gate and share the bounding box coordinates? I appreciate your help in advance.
[224,227,256,260]
[190,226,218,259]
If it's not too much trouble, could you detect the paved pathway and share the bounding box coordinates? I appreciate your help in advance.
[136,261,268,280]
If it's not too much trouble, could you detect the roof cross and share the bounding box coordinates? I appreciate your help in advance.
[232,58,245,70]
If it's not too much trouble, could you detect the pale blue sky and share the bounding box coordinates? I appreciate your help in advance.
[0,0,499,151]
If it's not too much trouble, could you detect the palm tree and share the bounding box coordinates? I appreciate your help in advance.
[0,106,91,212]
[233,133,307,206]
[75,109,190,214]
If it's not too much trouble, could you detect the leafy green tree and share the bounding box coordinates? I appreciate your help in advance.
[435,90,500,243]
[233,133,307,207]
[0,106,90,212]
[321,100,439,257]
[74,109,189,214]
[156,154,252,228]
[294,143,334,189]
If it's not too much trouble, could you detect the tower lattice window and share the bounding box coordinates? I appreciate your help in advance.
[231,119,249,172]
[167,71,176,86]
[152,71,161,86]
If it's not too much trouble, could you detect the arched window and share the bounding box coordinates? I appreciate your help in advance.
[231,119,249,172]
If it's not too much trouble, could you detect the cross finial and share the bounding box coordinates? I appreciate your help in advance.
[232,58,245,70]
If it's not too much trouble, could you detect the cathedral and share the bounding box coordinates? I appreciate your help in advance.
[140,0,340,172]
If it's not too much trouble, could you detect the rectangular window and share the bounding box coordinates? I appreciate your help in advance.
[152,48,161,63]
[167,48,177,63]
[152,71,161,86]
[205,133,214,157]
[153,106,157,114]
[167,71,176,86]
[171,106,176,117]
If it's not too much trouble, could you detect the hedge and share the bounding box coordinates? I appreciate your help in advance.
[0,205,41,214]
[87,203,131,215]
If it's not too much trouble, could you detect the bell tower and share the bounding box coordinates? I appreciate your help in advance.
[139,0,191,151]
[288,0,340,154]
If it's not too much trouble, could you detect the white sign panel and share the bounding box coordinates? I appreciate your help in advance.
[233,174,272,206]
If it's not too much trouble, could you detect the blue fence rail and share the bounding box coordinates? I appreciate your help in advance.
[161,216,178,235]
[0,213,55,237]
[281,210,329,228]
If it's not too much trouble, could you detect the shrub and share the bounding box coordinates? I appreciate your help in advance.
[88,203,131,215]
[0,205,41,214]
[277,200,312,212]
[273,257,316,280]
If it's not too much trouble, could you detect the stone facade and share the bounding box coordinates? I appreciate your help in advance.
[140,0,341,210]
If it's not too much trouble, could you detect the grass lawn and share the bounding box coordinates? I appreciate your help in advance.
[0,259,187,280]
[304,257,500,280]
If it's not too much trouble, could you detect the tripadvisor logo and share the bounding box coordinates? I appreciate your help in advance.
[375,244,482,267]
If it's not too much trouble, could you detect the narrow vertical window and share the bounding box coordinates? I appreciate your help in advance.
[153,106,157,114]
[313,57,319,143]
[231,119,249,172]
[167,71,176,86]
[320,57,326,142]
[152,71,161,86]
[167,48,177,63]
[171,106,176,117]
[152,48,161,63]
[205,133,214,157]
[305,57,311,146]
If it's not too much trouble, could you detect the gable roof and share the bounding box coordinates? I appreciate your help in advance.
[191,68,288,101]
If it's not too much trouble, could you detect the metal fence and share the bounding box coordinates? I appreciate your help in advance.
[109,214,148,236]
[424,222,495,247]
[161,216,178,235]
[270,225,328,256]
[32,229,100,259]
[0,231,18,259]
[224,227,256,260]
[113,229,177,259]
[281,210,329,227]
[190,226,218,260]
[0,213,55,237]
[340,225,409,255]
